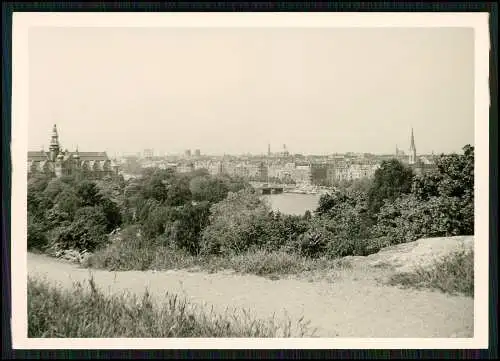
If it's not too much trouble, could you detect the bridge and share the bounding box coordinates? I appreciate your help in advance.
[250,182,284,195]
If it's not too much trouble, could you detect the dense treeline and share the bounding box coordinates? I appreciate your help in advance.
[27,145,474,267]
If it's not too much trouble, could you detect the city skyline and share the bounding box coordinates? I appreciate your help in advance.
[32,123,447,158]
[29,27,474,156]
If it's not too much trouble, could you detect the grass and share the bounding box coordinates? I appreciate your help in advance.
[387,247,474,297]
[83,239,351,280]
[28,276,316,338]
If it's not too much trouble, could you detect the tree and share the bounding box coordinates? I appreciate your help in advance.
[28,173,51,194]
[54,188,81,219]
[141,205,173,240]
[44,178,70,200]
[411,144,474,235]
[99,198,122,232]
[76,181,103,207]
[367,159,414,216]
[165,201,211,254]
[27,213,48,250]
[200,188,270,255]
[316,190,356,218]
[55,206,108,251]
[189,176,229,203]
[165,178,192,207]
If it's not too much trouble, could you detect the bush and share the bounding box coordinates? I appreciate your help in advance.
[28,276,315,337]
[261,212,310,252]
[367,159,414,216]
[373,194,470,246]
[27,215,48,251]
[312,189,374,258]
[189,176,229,203]
[164,201,211,255]
[53,207,108,252]
[298,216,371,259]
[200,189,270,255]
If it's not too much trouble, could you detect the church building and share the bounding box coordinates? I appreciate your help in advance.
[28,124,119,179]
[405,128,437,176]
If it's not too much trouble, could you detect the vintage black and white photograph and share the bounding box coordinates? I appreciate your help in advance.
[11,12,490,349]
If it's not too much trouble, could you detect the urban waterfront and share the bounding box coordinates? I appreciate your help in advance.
[262,193,323,216]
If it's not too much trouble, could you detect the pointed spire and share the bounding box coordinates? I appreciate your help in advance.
[410,127,416,149]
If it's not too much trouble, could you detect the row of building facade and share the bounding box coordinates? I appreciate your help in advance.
[137,128,435,185]
[29,125,436,183]
[28,125,119,179]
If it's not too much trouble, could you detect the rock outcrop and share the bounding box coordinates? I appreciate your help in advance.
[344,235,474,274]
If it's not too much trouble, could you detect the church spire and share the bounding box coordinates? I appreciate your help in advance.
[49,124,60,162]
[409,127,417,165]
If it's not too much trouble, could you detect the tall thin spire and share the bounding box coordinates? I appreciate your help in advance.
[409,127,417,165]
[410,127,416,150]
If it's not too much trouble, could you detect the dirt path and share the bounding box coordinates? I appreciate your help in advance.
[27,252,473,338]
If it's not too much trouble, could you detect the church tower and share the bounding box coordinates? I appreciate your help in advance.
[49,124,60,162]
[409,128,417,165]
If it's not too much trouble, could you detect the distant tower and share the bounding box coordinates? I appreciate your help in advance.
[49,124,60,162]
[283,144,289,157]
[409,128,417,165]
[268,143,271,157]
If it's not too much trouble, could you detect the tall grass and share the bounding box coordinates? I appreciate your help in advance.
[28,276,316,338]
[84,238,351,280]
[387,248,474,297]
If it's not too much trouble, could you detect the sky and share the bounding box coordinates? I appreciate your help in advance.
[28,26,474,156]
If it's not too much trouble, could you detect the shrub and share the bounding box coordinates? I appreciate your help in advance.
[27,215,48,251]
[164,201,211,255]
[373,194,469,246]
[189,176,229,203]
[367,159,414,216]
[84,226,157,271]
[298,215,371,259]
[200,189,270,255]
[53,207,108,252]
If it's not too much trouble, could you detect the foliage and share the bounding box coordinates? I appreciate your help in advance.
[29,144,475,280]
[164,201,212,255]
[27,214,48,250]
[367,159,414,216]
[54,188,81,219]
[313,188,375,257]
[200,188,270,255]
[51,206,108,252]
[374,145,475,245]
[373,194,468,245]
[44,178,71,200]
[189,176,229,203]
[28,276,314,337]
[76,181,104,207]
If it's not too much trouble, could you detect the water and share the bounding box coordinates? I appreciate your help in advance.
[261,193,322,216]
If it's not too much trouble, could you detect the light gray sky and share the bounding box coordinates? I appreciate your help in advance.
[28,27,474,156]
